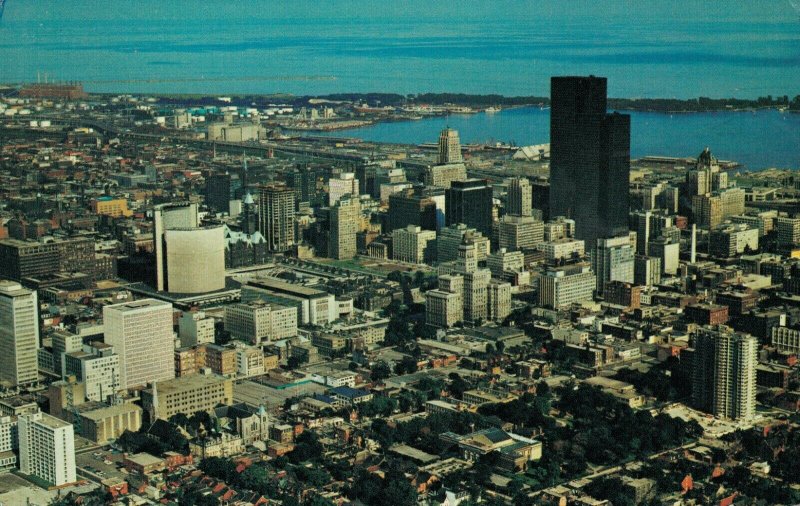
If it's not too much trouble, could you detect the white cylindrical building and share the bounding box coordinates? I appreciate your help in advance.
[165,225,226,294]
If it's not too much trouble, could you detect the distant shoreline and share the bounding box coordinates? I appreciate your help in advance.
[98,91,800,115]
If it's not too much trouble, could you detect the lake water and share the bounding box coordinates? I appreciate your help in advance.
[1,1,798,169]
[319,107,800,171]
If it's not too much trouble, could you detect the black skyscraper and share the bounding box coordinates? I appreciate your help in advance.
[549,76,630,246]
[445,179,493,238]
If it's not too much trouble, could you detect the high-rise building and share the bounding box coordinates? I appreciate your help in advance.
[0,281,39,387]
[103,299,175,390]
[497,215,544,251]
[328,172,360,206]
[634,255,661,287]
[425,274,464,328]
[776,217,800,249]
[164,225,226,293]
[19,411,76,486]
[388,186,442,232]
[538,264,595,309]
[425,163,467,189]
[436,224,490,264]
[438,127,463,164]
[506,177,532,217]
[647,236,680,276]
[64,342,120,403]
[329,195,361,260]
[488,280,512,321]
[592,235,635,295]
[153,202,199,292]
[206,172,241,214]
[549,76,630,246]
[392,225,437,264]
[487,248,526,280]
[446,179,493,239]
[258,184,296,253]
[178,310,216,348]
[224,301,297,345]
[691,325,757,420]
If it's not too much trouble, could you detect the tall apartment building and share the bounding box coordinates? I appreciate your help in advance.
[592,235,635,296]
[329,195,360,260]
[691,325,757,420]
[19,412,76,486]
[538,264,595,309]
[64,342,120,403]
[103,299,175,390]
[506,177,532,217]
[446,179,494,238]
[549,76,630,246]
[497,215,544,251]
[438,127,463,164]
[392,225,436,264]
[258,184,296,253]
[328,172,359,206]
[0,281,39,387]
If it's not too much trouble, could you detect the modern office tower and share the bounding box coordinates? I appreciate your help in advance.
[164,225,226,293]
[206,172,241,214]
[592,235,635,295]
[488,280,512,321]
[549,76,631,246]
[0,281,39,387]
[178,310,216,348]
[64,342,120,403]
[647,236,680,275]
[775,217,800,249]
[487,248,525,279]
[437,224,490,264]
[286,165,323,206]
[497,215,545,251]
[329,195,361,260]
[19,411,76,486]
[538,264,596,309]
[141,372,233,422]
[531,181,550,221]
[392,225,437,264]
[446,179,493,238]
[506,177,532,217]
[258,183,296,253]
[691,325,757,420]
[709,224,759,258]
[225,300,280,345]
[633,211,652,255]
[153,202,199,291]
[634,255,662,287]
[438,127,463,164]
[328,172,360,206]
[0,240,60,281]
[425,163,467,189]
[51,329,82,377]
[103,299,175,390]
[388,186,442,232]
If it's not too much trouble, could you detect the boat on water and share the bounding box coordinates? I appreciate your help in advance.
[485,106,500,114]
